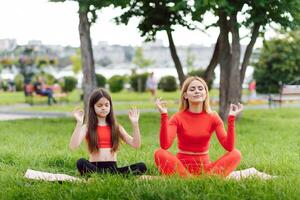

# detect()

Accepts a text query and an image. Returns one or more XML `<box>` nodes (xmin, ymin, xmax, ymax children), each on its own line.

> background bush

<box><xmin>108</xmin><ymin>75</ymin><xmax>124</xmax><ymax>93</ymax></box>
<box><xmin>129</xmin><ymin>73</ymin><xmax>148</xmax><ymax>92</ymax></box>
<box><xmin>96</xmin><ymin>74</ymin><xmax>106</xmax><ymax>87</ymax></box>
<box><xmin>61</xmin><ymin>76</ymin><xmax>78</xmax><ymax>93</ymax></box>
<box><xmin>14</xmin><ymin>74</ymin><xmax>24</xmax><ymax>91</ymax></box>
<box><xmin>158</xmin><ymin>75</ymin><xmax>177</xmax><ymax>92</ymax></box>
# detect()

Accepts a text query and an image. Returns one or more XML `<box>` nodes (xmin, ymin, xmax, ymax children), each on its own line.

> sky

<box><xmin>0</xmin><ymin>0</ymin><xmax>278</xmax><ymax>47</ymax></box>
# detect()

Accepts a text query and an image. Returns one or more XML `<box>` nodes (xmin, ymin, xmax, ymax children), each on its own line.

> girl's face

<box><xmin>184</xmin><ymin>80</ymin><xmax>207</xmax><ymax>103</ymax></box>
<box><xmin>94</xmin><ymin>97</ymin><xmax>111</xmax><ymax>118</ymax></box>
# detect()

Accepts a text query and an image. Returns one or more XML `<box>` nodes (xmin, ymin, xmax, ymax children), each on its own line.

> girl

<box><xmin>154</xmin><ymin>76</ymin><xmax>243</xmax><ymax>177</ymax></box>
<box><xmin>69</xmin><ymin>88</ymin><xmax>147</xmax><ymax>176</ymax></box>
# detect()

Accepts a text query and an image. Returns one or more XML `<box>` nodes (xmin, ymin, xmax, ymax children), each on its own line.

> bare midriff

<box><xmin>88</xmin><ymin>148</ymin><xmax>117</xmax><ymax>162</ymax></box>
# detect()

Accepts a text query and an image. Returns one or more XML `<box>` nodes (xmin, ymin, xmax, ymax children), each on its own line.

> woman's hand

<box><xmin>156</xmin><ymin>98</ymin><xmax>168</xmax><ymax>114</ymax></box>
<box><xmin>128</xmin><ymin>107</ymin><xmax>140</xmax><ymax>124</ymax></box>
<box><xmin>228</xmin><ymin>103</ymin><xmax>244</xmax><ymax>117</ymax></box>
<box><xmin>73</xmin><ymin>107</ymin><xmax>84</xmax><ymax>124</ymax></box>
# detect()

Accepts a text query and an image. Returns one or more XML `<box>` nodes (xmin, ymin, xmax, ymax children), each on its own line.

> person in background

<box><xmin>33</xmin><ymin>76</ymin><xmax>57</xmax><ymax>105</ymax></box>
<box><xmin>146</xmin><ymin>72</ymin><xmax>158</xmax><ymax>101</ymax></box>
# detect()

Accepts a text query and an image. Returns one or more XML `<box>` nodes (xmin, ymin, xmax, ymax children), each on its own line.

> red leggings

<box><xmin>154</xmin><ymin>149</ymin><xmax>241</xmax><ymax>177</ymax></box>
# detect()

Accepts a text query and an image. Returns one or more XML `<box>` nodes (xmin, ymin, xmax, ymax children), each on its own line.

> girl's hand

<box><xmin>156</xmin><ymin>98</ymin><xmax>168</xmax><ymax>114</ymax></box>
<box><xmin>128</xmin><ymin>107</ymin><xmax>140</xmax><ymax>124</ymax></box>
<box><xmin>228</xmin><ymin>103</ymin><xmax>243</xmax><ymax>117</ymax></box>
<box><xmin>73</xmin><ymin>107</ymin><xmax>84</xmax><ymax>124</ymax></box>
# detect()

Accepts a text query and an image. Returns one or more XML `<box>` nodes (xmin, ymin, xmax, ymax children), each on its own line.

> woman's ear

<box><xmin>183</xmin><ymin>92</ymin><xmax>187</xmax><ymax>99</ymax></box>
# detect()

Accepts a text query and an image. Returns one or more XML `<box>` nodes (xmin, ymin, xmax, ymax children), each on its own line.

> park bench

<box><xmin>268</xmin><ymin>84</ymin><xmax>300</xmax><ymax>107</ymax></box>
<box><xmin>24</xmin><ymin>84</ymin><xmax>68</xmax><ymax>105</ymax></box>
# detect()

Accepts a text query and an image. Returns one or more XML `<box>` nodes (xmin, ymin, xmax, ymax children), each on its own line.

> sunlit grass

<box><xmin>0</xmin><ymin>108</ymin><xmax>299</xmax><ymax>199</ymax></box>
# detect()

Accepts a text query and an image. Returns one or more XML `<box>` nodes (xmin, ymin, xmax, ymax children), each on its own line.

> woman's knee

<box><xmin>230</xmin><ymin>149</ymin><xmax>242</xmax><ymax>161</ymax></box>
<box><xmin>154</xmin><ymin>148</ymin><xmax>171</xmax><ymax>161</ymax></box>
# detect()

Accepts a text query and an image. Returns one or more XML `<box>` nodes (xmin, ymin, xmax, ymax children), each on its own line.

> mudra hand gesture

<box><xmin>73</xmin><ymin>107</ymin><xmax>84</xmax><ymax>124</ymax></box>
<box><xmin>228</xmin><ymin>103</ymin><xmax>244</xmax><ymax>117</ymax></box>
<box><xmin>128</xmin><ymin>107</ymin><xmax>140</xmax><ymax>124</ymax></box>
<box><xmin>156</xmin><ymin>98</ymin><xmax>168</xmax><ymax>114</ymax></box>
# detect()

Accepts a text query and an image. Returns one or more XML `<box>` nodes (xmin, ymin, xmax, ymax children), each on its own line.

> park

<box><xmin>0</xmin><ymin>0</ymin><xmax>299</xmax><ymax>199</ymax></box>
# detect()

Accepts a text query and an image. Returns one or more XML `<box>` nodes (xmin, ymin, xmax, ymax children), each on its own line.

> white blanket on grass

<box><xmin>24</xmin><ymin>168</ymin><xmax>277</xmax><ymax>182</ymax></box>
<box><xmin>24</xmin><ymin>169</ymin><xmax>81</xmax><ymax>182</ymax></box>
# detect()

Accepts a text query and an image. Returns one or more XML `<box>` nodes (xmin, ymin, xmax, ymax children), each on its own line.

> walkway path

<box><xmin>1</xmin><ymin>102</ymin><xmax>300</xmax><ymax>121</ymax></box>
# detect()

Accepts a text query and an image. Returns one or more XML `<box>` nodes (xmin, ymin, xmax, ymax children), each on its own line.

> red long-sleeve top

<box><xmin>160</xmin><ymin>110</ymin><xmax>235</xmax><ymax>152</ymax></box>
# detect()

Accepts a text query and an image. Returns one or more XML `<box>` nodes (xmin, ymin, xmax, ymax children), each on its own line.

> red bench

<box><xmin>24</xmin><ymin>84</ymin><xmax>68</xmax><ymax>105</ymax></box>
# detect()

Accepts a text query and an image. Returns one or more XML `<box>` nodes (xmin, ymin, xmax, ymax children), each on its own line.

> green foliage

<box><xmin>158</xmin><ymin>75</ymin><xmax>177</xmax><ymax>92</ymax></box>
<box><xmin>0</xmin><ymin>109</ymin><xmax>300</xmax><ymax>199</ymax></box>
<box><xmin>96</xmin><ymin>74</ymin><xmax>107</xmax><ymax>87</ymax></box>
<box><xmin>14</xmin><ymin>74</ymin><xmax>24</xmax><ymax>91</ymax></box>
<box><xmin>61</xmin><ymin>76</ymin><xmax>78</xmax><ymax>93</ymax></box>
<box><xmin>32</xmin><ymin>73</ymin><xmax>56</xmax><ymax>85</ymax></box>
<box><xmin>254</xmin><ymin>31</ymin><xmax>300</xmax><ymax>93</ymax></box>
<box><xmin>70</xmin><ymin>49</ymin><xmax>82</xmax><ymax>74</ymax></box>
<box><xmin>118</xmin><ymin>0</ymin><xmax>193</xmax><ymax>41</ymax></box>
<box><xmin>108</xmin><ymin>75</ymin><xmax>124</xmax><ymax>93</ymax></box>
<box><xmin>133</xmin><ymin>47</ymin><xmax>154</xmax><ymax>68</ymax></box>
<box><xmin>186</xmin><ymin>47</ymin><xmax>196</xmax><ymax>71</ymax></box>
<box><xmin>188</xmin><ymin>69</ymin><xmax>215</xmax><ymax>90</ymax></box>
<box><xmin>129</xmin><ymin>73</ymin><xmax>148</xmax><ymax>92</ymax></box>
<box><xmin>1</xmin><ymin>80</ymin><xmax>8</xmax><ymax>91</ymax></box>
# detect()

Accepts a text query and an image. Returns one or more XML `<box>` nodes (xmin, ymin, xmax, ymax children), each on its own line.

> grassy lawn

<box><xmin>0</xmin><ymin>88</ymin><xmax>249</xmax><ymax>113</ymax></box>
<box><xmin>0</xmin><ymin>108</ymin><xmax>299</xmax><ymax>199</ymax></box>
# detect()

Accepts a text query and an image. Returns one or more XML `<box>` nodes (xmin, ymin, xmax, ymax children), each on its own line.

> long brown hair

<box><xmin>86</xmin><ymin>88</ymin><xmax>121</xmax><ymax>153</ymax></box>
<box><xmin>179</xmin><ymin>76</ymin><xmax>212</xmax><ymax>113</ymax></box>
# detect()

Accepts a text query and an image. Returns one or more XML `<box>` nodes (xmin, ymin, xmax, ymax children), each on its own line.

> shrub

<box><xmin>32</xmin><ymin>73</ymin><xmax>56</xmax><ymax>85</ymax></box>
<box><xmin>14</xmin><ymin>74</ymin><xmax>24</xmax><ymax>91</ymax></box>
<box><xmin>61</xmin><ymin>76</ymin><xmax>78</xmax><ymax>93</ymax></box>
<box><xmin>130</xmin><ymin>73</ymin><xmax>148</xmax><ymax>92</ymax></box>
<box><xmin>108</xmin><ymin>75</ymin><xmax>124</xmax><ymax>93</ymax></box>
<box><xmin>96</xmin><ymin>74</ymin><xmax>106</xmax><ymax>87</ymax></box>
<box><xmin>158</xmin><ymin>75</ymin><xmax>177</xmax><ymax>92</ymax></box>
<box><xmin>188</xmin><ymin>69</ymin><xmax>214</xmax><ymax>90</ymax></box>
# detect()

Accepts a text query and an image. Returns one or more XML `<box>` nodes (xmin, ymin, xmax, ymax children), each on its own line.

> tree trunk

<box><xmin>204</xmin><ymin>34</ymin><xmax>220</xmax><ymax>85</ymax></box>
<box><xmin>78</xmin><ymin>8</ymin><xmax>97</xmax><ymax>113</ymax></box>
<box><xmin>218</xmin><ymin>12</ymin><xmax>231</xmax><ymax>121</ymax></box>
<box><xmin>227</xmin><ymin>13</ymin><xmax>241</xmax><ymax>110</ymax></box>
<box><xmin>166</xmin><ymin>29</ymin><xmax>185</xmax><ymax>86</ymax></box>
<box><xmin>239</xmin><ymin>23</ymin><xmax>260</xmax><ymax>99</ymax></box>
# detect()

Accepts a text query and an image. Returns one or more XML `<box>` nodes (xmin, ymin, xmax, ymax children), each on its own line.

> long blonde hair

<box><xmin>179</xmin><ymin>76</ymin><xmax>212</xmax><ymax>113</ymax></box>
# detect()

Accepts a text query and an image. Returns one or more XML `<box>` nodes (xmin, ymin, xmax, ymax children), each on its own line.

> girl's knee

<box><xmin>76</xmin><ymin>158</ymin><xmax>88</xmax><ymax>170</ymax></box>
<box><xmin>136</xmin><ymin>162</ymin><xmax>147</xmax><ymax>174</ymax></box>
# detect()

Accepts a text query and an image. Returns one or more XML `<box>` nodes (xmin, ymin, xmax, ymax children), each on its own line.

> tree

<box><xmin>51</xmin><ymin>0</ymin><xmax>128</xmax><ymax>112</ymax></box>
<box><xmin>133</xmin><ymin>47</ymin><xmax>154</xmax><ymax>69</ymax></box>
<box><xmin>186</xmin><ymin>47</ymin><xmax>196</xmax><ymax>73</ymax></box>
<box><xmin>193</xmin><ymin>0</ymin><xmax>300</xmax><ymax>120</ymax></box>
<box><xmin>132</xmin><ymin>47</ymin><xmax>154</xmax><ymax>92</ymax></box>
<box><xmin>69</xmin><ymin>48</ymin><xmax>82</xmax><ymax>74</ymax></box>
<box><xmin>118</xmin><ymin>0</ymin><xmax>193</xmax><ymax>86</ymax></box>
<box><xmin>254</xmin><ymin>30</ymin><xmax>300</xmax><ymax>93</ymax></box>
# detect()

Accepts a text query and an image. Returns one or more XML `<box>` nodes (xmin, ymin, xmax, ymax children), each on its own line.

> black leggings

<box><xmin>76</xmin><ymin>158</ymin><xmax>147</xmax><ymax>176</ymax></box>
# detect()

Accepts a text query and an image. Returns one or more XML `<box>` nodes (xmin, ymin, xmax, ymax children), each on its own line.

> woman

<box><xmin>154</xmin><ymin>76</ymin><xmax>242</xmax><ymax>177</ymax></box>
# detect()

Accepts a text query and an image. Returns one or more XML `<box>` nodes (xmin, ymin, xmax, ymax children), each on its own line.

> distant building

<box><xmin>0</xmin><ymin>39</ymin><xmax>17</xmax><ymax>52</ymax></box>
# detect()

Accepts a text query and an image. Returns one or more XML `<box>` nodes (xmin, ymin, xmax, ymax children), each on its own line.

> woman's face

<box><xmin>94</xmin><ymin>97</ymin><xmax>111</xmax><ymax>118</ymax></box>
<box><xmin>184</xmin><ymin>80</ymin><xmax>207</xmax><ymax>103</ymax></box>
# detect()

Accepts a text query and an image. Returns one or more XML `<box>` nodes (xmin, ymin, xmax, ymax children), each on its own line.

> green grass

<box><xmin>0</xmin><ymin>108</ymin><xmax>299</xmax><ymax>199</ymax></box>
